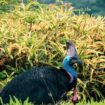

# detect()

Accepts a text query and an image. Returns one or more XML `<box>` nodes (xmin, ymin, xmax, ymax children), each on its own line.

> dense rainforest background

<box><xmin>0</xmin><ymin>0</ymin><xmax>105</xmax><ymax>105</ymax></box>
<box><xmin>36</xmin><ymin>0</ymin><xmax>105</xmax><ymax>15</ymax></box>
<box><xmin>1</xmin><ymin>0</ymin><xmax>105</xmax><ymax>15</ymax></box>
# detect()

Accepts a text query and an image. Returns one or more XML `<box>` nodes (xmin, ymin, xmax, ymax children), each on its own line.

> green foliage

<box><xmin>0</xmin><ymin>1</ymin><xmax>105</xmax><ymax>103</ymax></box>
<box><xmin>0</xmin><ymin>97</ymin><xmax>33</xmax><ymax>105</ymax></box>
<box><xmin>1</xmin><ymin>0</ymin><xmax>105</xmax><ymax>15</ymax></box>
<box><xmin>0</xmin><ymin>97</ymin><xmax>105</xmax><ymax>105</ymax></box>
<box><xmin>59</xmin><ymin>99</ymin><xmax>105</xmax><ymax>105</ymax></box>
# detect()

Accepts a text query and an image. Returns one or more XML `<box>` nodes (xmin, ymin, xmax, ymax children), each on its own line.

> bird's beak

<box><xmin>66</xmin><ymin>40</ymin><xmax>83</xmax><ymax>69</ymax></box>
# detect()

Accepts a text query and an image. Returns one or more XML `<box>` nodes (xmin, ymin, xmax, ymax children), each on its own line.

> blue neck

<box><xmin>62</xmin><ymin>56</ymin><xmax>77</xmax><ymax>78</ymax></box>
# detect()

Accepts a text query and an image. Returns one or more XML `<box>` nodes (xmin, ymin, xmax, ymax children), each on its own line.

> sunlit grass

<box><xmin>0</xmin><ymin>97</ymin><xmax>105</xmax><ymax>105</ymax></box>
<box><xmin>0</xmin><ymin>1</ymin><xmax>105</xmax><ymax>103</ymax></box>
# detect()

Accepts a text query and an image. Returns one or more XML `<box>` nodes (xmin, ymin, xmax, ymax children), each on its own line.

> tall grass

<box><xmin>0</xmin><ymin>1</ymin><xmax>105</xmax><ymax>102</ymax></box>
<box><xmin>0</xmin><ymin>97</ymin><xmax>105</xmax><ymax>105</ymax></box>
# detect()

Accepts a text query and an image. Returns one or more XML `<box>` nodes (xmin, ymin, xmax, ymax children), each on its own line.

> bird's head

<box><xmin>63</xmin><ymin>40</ymin><xmax>83</xmax><ymax>70</ymax></box>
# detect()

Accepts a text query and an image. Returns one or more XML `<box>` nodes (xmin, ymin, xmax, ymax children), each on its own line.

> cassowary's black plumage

<box><xmin>0</xmin><ymin>66</ymin><xmax>76</xmax><ymax>105</ymax></box>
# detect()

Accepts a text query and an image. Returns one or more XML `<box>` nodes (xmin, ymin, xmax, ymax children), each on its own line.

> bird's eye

<box><xmin>65</xmin><ymin>58</ymin><xmax>68</xmax><ymax>61</ymax></box>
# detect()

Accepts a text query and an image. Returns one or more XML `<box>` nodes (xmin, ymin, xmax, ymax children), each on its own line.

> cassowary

<box><xmin>0</xmin><ymin>40</ymin><xmax>82</xmax><ymax>105</ymax></box>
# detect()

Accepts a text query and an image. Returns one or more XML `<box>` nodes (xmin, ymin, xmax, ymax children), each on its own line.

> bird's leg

<box><xmin>71</xmin><ymin>87</ymin><xmax>78</xmax><ymax>105</ymax></box>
